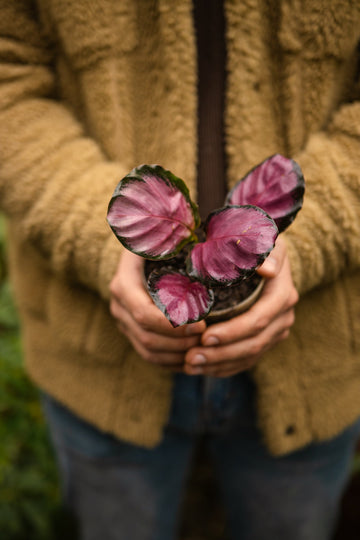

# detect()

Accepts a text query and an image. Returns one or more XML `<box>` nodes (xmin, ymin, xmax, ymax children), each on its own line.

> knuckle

<box><xmin>289</xmin><ymin>288</ymin><xmax>299</xmax><ymax>307</ymax></box>
<box><xmin>252</xmin><ymin>314</ymin><xmax>269</xmax><ymax>335</ymax></box>
<box><xmin>133</xmin><ymin>308</ymin><xmax>148</xmax><ymax>328</ymax></box>
<box><xmin>141</xmin><ymin>349</ymin><xmax>156</xmax><ymax>363</ymax></box>
<box><xmin>109</xmin><ymin>275</ymin><xmax>116</xmax><ymax>292</ymax></box>
<box><xmin>109</xmin><ymin>300</ymin><xmax>117</xmax><ymax>318</ymax></box>
<box><xmin>283</xmin><ymin>329</ymin><xmax>291</xmax><ymax>339</ymax></box>
<box><xmin>279</xmin><ymin>329</ymin><xmax>291</xmax><ymax>342</ymax></box>
<box><xmin>140</xmin><ymin>333</ymin><xmax>157</xmax><ymax>350</ymax></box>
<box><xmin>287</xmin><ymin>309</ymin><xmax>296</xmax><ymax>327</ymax></box>
<box><xmin>248</xmin><ymin>340</ymin><xmax>263</xmax><ymax>358</ymax></box>
<box><xmin>281</xmin><ymin>308</ymin><xmax>296</xmax><ymax>331</ymax></box>
<box><xmin>109</xmin><ymin>277</ymin><xmax>121</xmax><ymax>298</ymax></box>
<box><xmin>109</xmin><ymin>300</ymin><xmax>123</xmax><ymax>321</ymax></box>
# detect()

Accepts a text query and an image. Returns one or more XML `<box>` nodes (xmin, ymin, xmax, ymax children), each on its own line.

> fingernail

<box><xmin>204</xmin><ymin>336</ymin><xmax>219</xmax><ymax>346</ymax></box>
<box><xmin>192</xmin><ymin>354</ymin><xmax>207</xmax><ymax>365</ymax></box>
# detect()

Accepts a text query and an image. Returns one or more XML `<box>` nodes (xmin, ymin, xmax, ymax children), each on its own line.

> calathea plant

<box><xmin>107</xmin><ymin>154</ymin><xmax>305</xmax><ymax>327</ymax></box>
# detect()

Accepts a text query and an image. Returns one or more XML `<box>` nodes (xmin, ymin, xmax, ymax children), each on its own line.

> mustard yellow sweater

<box><xmin>1</xmin><ymin>0</ymin><xmax>360</xmax><ymax>456</ymax></box>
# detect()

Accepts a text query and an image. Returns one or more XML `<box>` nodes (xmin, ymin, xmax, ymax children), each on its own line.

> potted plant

<box><xmin>107</xmin><ymin>154</ymin><xmax>305</xmax><ymax>327</ymax></box>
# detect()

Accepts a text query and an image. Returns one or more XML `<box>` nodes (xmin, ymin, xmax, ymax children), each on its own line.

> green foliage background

<box><xmin>0</xmin><ymin>214</ymin><xmax>77</xmax><ymax>540</ymax></box>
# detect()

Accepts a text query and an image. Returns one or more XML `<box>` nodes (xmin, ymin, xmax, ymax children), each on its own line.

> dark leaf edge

<box><xmin>147</xmin><ymin>268</ymin><xmax>215</xmax><ymax>327</ymax></box>
<box><xmin>225</xmin><ymin>154</ymin><xmax>305</xmax><ymax>233</ymax></box>
<box><xmin>107</xmin><ymin>164</ymin><xmax>201</xmax><ymax>260</ymax></box>
<box><xmin>108</xmin><ymin>164</ymin><xmax>201</xmax><ymax>227</ymax></box>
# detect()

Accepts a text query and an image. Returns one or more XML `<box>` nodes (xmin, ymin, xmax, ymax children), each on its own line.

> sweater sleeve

<box><xmin>0</xmin><ymin>1</ymin><xmax>126</xmax><ymax>300</ymax></box>
<box><xmin>284</xmin><ymin>99</ymin><xmax>360</xmax><ymax>296</ymax></box>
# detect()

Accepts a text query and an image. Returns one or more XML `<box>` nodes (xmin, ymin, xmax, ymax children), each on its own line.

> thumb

<box><xmin>257</xmin><ymin>237</ymin><xmax>286</xmax><ymax>278</ymax></box>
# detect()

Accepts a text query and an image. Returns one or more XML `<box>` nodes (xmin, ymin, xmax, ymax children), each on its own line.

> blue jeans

<box><xmin>42</xmin><ymin>373</ymin><xmax>360</xmax><ymax>540</ymax></box>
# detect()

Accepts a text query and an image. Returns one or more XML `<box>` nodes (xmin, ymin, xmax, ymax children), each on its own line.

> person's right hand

<box><xmin>109</xmin><ymin>250</ymin><xmax>206</xmax><ymax>371</ymax></box>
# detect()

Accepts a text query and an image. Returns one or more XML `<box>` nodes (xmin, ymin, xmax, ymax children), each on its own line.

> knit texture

<box><xmin>1</xmin><ymin>0</ymin><xmax>360</xmax><ymax>454</ymax></box>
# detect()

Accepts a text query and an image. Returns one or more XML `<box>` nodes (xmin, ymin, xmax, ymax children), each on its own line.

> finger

<box><xmin>200</xmin><ymin>294</ymin><xmax>291</xmax><ymax>348</ymax></box>
<box><xmin>128</xmin><ymin>298</ymin><xmax>206</xmax><ymax>337</ymax></box>
<box><xmin>184</xmin><ymin>357</ymin><xmax>256</xmax><ymax>377</ymax></box>
<box><xmin>188</xmin><ymin>327</ymin><xmax>290</xmax><ymax>377</ymax></box>
<box><xmin>126</xmin><ymin>334</ymin><xmax>188</xmax><ymax>366</ymax></box>
<box><xmin>186</xmin><ymin>308</ymin><xmax>295</xmax><ymax>368</ymax></box>
<box><xmin>201</xmin><ymin>265</ymin><xmax>297</xmax><ymax>348</ymax></box>
<box><xmin>112</xmin><ymin>298</ymin><xmax>203</xmax><ymax>354</ymax></box>
<box><xmin>111</xmin><ymin>294</ymin><xmax>205</xmax><ymax>346</ymax></box>
<box><xmin>119</xmin><ymin>307</ymin><xmax>203</xmax><ymax>352</ymax></box>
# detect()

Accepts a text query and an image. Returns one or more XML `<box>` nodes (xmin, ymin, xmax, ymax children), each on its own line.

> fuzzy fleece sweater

<box><xmin>1</xmin><ymin>0</ymin><xmax>360</xmax><ymax>456</ymax></box>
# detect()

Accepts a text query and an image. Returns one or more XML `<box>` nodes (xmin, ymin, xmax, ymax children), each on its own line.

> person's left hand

<box><xmin>184</xmin><ymin>237</ymin><xmax>299</xmax><ymax>377</ymax></box>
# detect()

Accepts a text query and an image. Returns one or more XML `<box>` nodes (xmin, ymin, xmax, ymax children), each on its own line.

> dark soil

<box><xmin>210</xmin><ymin>273</ymin><xmax>261</xmax><ymax>311</ymax></box>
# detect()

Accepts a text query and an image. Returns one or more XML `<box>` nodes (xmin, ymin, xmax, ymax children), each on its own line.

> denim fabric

<box><xmin>42</xmin><ymin>373</ymin><xmax>360</xmax><ymax>540</ymax></box>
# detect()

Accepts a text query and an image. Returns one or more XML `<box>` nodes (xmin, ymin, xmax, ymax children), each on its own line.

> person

<box><xmin>1</xmin><ymin>1</ymin><xmax>360</xmax><ymax>539</ymax></box>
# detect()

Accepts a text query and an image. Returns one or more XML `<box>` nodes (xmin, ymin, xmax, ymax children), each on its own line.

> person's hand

<box><xmin>109</xmin><ymin>250</ymin><xmax>206</xmax><ymax>371</ymax></box>
<box><xmin>184</xmin><ymin>237</ymin><xmax>298</xmax><ymax>377</ymax></box>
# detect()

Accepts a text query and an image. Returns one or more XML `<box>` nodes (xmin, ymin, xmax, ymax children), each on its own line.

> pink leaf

<box><xmin>226</xmin><ymin>154</ymin><xmax>305</xmax><ymax>232</ymax></box>
<box><xmin>187</xmin><ymin>206</ymin><xmax>278</xmax><ymax>285</ymax></box>
<box><xmin>148</xmin><ymin>269</ymin><xmax>214</xmax><ymax>327</ymax></box>
<box><xmin>107</xmin><ymin>165</ymin><xmax>200</xmax><ymax>259</ymax></box>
